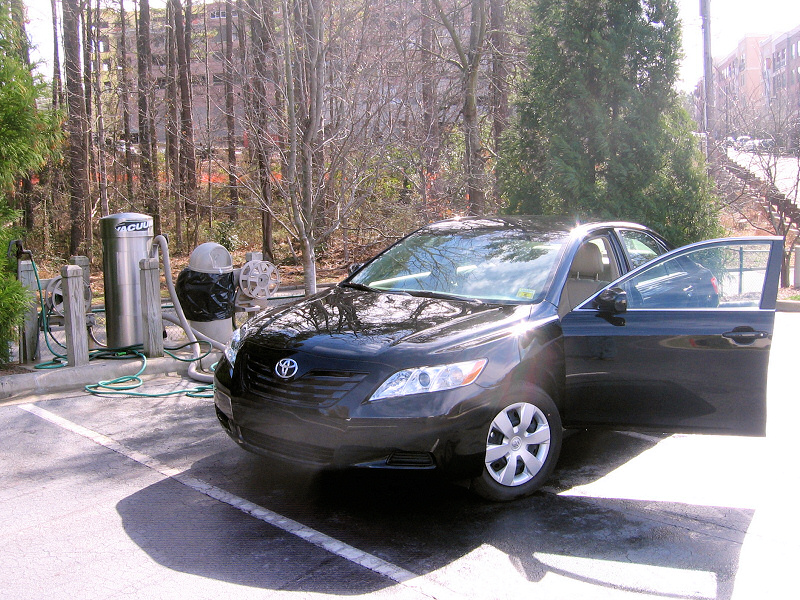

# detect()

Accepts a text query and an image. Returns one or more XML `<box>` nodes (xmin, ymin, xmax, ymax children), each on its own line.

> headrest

<box><xmin>571</xmin><ymin>243</ymin><xmax>603</xmax><ymax>278</ymax></box>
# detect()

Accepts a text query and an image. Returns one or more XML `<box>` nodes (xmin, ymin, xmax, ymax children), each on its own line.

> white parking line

<box><xmin>19</xmin><ymin>403</ymin><xmax>460</xmax><ymax>600</ymax></box>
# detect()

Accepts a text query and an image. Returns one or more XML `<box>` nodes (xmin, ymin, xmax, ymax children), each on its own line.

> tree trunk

<box><xmin>137</xmin><ymin>0</ymin><xmax>160</xmax><ymax>232</ymax></box>
<box><xmin>489</xmin><ymin>0</ymin><xmax>508</xmax><ymax>208</ymax></box>
<box><xmin>432</xmin><ymin>0</ymin><xmax>488</xmax><ymax>216</ymax></box>
<box><xmin>93</xmin><ymin>0</ymin><xmax>109</xmax><ymax>217</ymax></box>
<box><xmin>172</xmin><ymin>0</ymin><xmax>198</xmax><ymax>243</ymax></box>
<box><xmin>420</xmin><ymin>0</ymin><xmax>440</xmax><ymax>209</ymax></box>
<box><xmin>63</xmin><ymin>0</ymin><xmax>89</xmax><ymax>255</ymax></box>
<box><xmin>202</xmin><ymin>4</ymin><xmax>213</xmax><ymax>220</ymax></box>
<box><xmin>50</xmin><ymin>0</ymin><xmax>63</xmax><ymax>110</ymax></box>
<box><xmin>249</xmin><ymin>0</ymin><xmax>275</xmax><ymax>261</ymax></box>
<box><xmin>82</xmin><ymin>2</ymin><xmax>95</xmax><ymax>248</ymax></box>
<box><xmin>166</xmin><ymin>0</ymin><xmax>182</xmax><ymax>250</ymax></box>
<box><xmin>118</xmin><ymin>0</ymin><xmax>135</xmax><ymax>204</ymax></box>
<box><xmin>225</xmin><ymin>0</ymin><xmax>239</xmax><ymax>218</ymax></box>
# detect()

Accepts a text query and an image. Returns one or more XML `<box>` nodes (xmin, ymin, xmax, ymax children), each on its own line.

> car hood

<box><xmin>243</xmin><ymin>286</ymin><xmax>535</xmax><ymax>360</ymax></box>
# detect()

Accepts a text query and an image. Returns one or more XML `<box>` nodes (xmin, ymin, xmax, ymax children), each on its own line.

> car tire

<box><xmin>471</xmin><ymin>387</ymin><xmax>562</xmax><ymax>502</ymax></box>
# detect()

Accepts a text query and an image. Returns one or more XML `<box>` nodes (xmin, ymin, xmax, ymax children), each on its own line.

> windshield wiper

<box><xmin>339</xmin><ymin>281</ymin><xmax>378</xmax><ymax>292</ymax></box>
<box><xmin>404</xmin><ymin>289</ymin><xmax>484</xmax><ymax>304</ymax></box>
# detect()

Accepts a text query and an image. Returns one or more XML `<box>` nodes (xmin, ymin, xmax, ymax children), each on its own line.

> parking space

<box><xmin>2</xmin><ymin>314</ymin><xmax>799</xmax><ymax>599</ymax></box>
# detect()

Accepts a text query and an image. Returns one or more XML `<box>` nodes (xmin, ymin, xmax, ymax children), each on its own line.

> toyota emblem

<box><xmin>275</xmin><ymin>358</ymin><xmax>299</xmax><ymax>380</ymax></box>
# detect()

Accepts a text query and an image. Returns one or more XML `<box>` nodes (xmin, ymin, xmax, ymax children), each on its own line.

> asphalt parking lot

<box><xmin>2</xmin><ymin>313</ymin><xmax>799</xmax><ymax>600</ymax></box>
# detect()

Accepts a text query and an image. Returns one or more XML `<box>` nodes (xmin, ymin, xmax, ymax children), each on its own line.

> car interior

<box><xmin>558</xmin><ymin>238</ymin><xmax>618</xmax><ymax>317</ymax></box>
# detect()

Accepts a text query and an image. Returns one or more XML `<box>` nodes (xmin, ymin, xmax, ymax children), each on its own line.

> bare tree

<box><xmin>488</xmin><ymin>0</ymin><xmax>508</xmax><ymax>207</ymax></box>
<box><xmin>165</xmin><ymin>0</ymin><xmax>182</xmax><ymax>248</ymax></box>
<box><xmin>243</xmin><ymin>0</ymin><xmax>277</xmax><ymax>260</ymax></box>
<box><xmin>225</xmin><ymin>0</ymin><xmax>239</xmax><ymax>218</ymax></box>
<box><xmin>420</xmin><ymin>0</ymin><xmax>441</xmax><ymax>207</ymax></box>
<box><xmin>171</xmin><ymin>0</ymin><xmax>198</xmax><ymax>243</ymax></box>
<box><xmin>92</xmin><ymin>0</ymin><xmax>110</xmax><ymax>216</ymax></box>
<box><xmin>63</xmin><ymin>0</ymin><xmax>89</xmax><ymax>255</ymax></box>
<box><xmin>432</xmin><ymin>0</ymin><xmax>488</xmax><ymax>216</ymax></box>
<box><xmin>82</xmin><ymin>0</ymin><xmax>95</xmax><ymax>248</ymax></box>
<box><xmin>118</xmin><ymin>0</ymin><xmax>135</xmax><ymax>204</ymax></box>
<box><xmin>137</xmin><ymin>0</ymin><xmax>161</xmax><ymax>232</ymax></box>
<box><xmin>50</xmin><ymin>0</ymin><xmax>64</xmax><ymax>110</ymax></box>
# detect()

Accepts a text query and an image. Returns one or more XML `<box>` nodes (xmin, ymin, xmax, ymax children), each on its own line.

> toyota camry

<box><xmin>214</xmin><ymin>217</ymin><xmax>781</xmax><ymax>500</ymax></box>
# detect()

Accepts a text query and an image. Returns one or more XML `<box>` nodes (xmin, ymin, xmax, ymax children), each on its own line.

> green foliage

<box><xmin>212</xmin><ymin>218</ymin><xmax>243</xmax><ymax>252</ymax></box>
<box><xmin>501</xmin><ymin>0</ymin><xmax>720</xmax><ymax>245</ymax></box>
<box><xmin>0</xmin><ymin>272</ymin><xmax>30</xmax><ymax>364</ymax></box>
<box><xmin>0</xmin><ymin>7</ymin><xmax>59</xmax><ymax>364</ymax></box>
<box><xmin>0</xmin><ymin>226</ymin><xmax>32</xmax><ymax>364</ymax></box>
<box><xmin>0</xmin><ymin>12</ymin><xmax>61</xmax><ymax>196</ymax></box>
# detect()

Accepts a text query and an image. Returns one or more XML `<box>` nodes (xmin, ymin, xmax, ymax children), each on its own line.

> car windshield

<box><xmin>348</xmin><ymin>222</ymin><xmax>567</xmax><ymax>303</ymax></box>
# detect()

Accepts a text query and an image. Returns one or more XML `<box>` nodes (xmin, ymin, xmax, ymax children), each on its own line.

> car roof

<box><xmin>418</xmin><ymin>216</ymin><xmax>656</xmax><ymax>240</ymax></box>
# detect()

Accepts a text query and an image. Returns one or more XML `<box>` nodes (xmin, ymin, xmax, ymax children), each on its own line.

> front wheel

<box><xmin>471</xmin><ymin>389</ymin><xmax>562</xmax><ymax>501</ymax></box>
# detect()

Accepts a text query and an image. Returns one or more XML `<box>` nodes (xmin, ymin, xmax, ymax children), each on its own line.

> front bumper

<box><xmin>214</xmin><ymin>375</ymin><xmax>501</xmax><ymax>477</ymax></box>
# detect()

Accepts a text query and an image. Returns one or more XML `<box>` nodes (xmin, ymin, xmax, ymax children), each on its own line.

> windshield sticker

<box><xmin>516</xmin><ymin>288</ymin><xmax>536</xmax><ymax>299</ymax></box>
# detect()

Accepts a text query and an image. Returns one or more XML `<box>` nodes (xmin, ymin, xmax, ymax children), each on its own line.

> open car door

<box><xmin>560</xmin><ymin>237</ymin><xmax>783</xmax><ymax>436</ymax></box>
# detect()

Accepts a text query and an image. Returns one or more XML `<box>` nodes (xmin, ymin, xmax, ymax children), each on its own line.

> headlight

<box><xmin>369</xmin><ymin>359</ymin><xmax>487</xmax><ymax>401</ymax></box>
<box><xmin>224</xmin><ymin>322</ymin><xmax>250</xmax><ymax>367</ymax></box>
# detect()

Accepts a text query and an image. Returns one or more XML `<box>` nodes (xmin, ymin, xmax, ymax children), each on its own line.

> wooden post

<box><xmin>69</xmin><ymin>255</ymin><xmax>91</xmax><ymax>288</ymax></box>
<box><xmin>61</xmin><ymin>265</ymin><xmax>89</xmax><ymax>366</ymax></box>
<box><xmin>139</xmin><ymin>257</ymin><xmax>164</xmax><ymax>357</ymax></box>
<box><xmin>68</xmin><ymin>255</ymin><xmax>92</xmax><ymax>348</ymax></box>
<box><xmin>17</xmin><ymin>260</ymin><xmax>40</xmax><ymax>364</ymax></box>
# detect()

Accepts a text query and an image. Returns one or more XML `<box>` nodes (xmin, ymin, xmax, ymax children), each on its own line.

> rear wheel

<box><xmin>471</xmin><ymin>388</ymin><xmax>562</xmax><ymax>501</ymax></box>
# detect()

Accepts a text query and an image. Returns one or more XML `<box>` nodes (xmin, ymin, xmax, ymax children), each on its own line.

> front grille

<box><xmin>386</xmin><ymin>451</ymin><xmax>436</xmax><ymax>468</ymax></box>
<box><xmin>240</xmin><ymin>427</ymin><xmax>335</xmax><ymax>464</ymax></box>
<box><xmin>241</xmin><ymin>349</ymin><xmax>368</xmax><ymax>407</ymax></box>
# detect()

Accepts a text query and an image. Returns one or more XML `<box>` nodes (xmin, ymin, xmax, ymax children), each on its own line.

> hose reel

<box><xmin>238</xmin><ymin>260</ymin><xmax>281</xmax><ymax>300</ymax></box>
<box><xmin>44</xmin><ymin>276</ymin><xmax>93</xmax><ymax>317</ymax></box>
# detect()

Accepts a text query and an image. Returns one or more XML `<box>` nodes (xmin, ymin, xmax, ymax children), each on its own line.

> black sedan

<box><xmin>214</xmin><ymin>217</ymin><xmax>782</xmax><ymax>501</ymax></box>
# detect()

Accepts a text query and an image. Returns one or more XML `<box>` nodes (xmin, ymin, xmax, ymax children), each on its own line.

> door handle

<box><xmin>722</xmin><ymin>328</ymin><xmax>769</xmax><ymax>345</ymax></box>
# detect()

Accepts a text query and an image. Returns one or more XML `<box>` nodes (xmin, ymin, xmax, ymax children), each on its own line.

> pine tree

<box><xmin>502</xmin><ymin>0</ymin><xmax>719</xmax><ymax>245</ymax></box>
<box><xmin>0</xmin><ymin>4</ymin><xmax>61</xmax><ymax>363</ymax></box>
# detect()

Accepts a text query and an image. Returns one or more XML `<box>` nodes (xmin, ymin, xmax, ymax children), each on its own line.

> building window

<box><xmin>210</xmin><ymin>9</ymin><xmax>237</xmax><ymax>19</ymax></box>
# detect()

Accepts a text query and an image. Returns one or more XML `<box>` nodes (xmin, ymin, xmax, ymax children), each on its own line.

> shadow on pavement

<box><xmin>115</xmin><ymin>430</ymin><xmax>750</xmax><ymax>599</ymax></box>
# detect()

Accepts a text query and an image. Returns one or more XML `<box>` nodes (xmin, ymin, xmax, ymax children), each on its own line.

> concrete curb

<box><xmin>777</xmin><ymin>299</ymin><xmax>800</xmax><ymax>312</ymax></box>
<box><xmin>0</xmin><ymin>355</ymin><xmax>197</xmax><ymax>403</ymax></box>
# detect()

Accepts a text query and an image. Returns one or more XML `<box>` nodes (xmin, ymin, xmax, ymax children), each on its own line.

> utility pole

<box><xmin>701</xmin><ymin>0</ymin><xmax>715</xmax><ymax>142</ymax></box>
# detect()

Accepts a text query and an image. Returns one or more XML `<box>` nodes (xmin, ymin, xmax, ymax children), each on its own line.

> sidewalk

<box><xmin>0</xmin><ymin>353</ymin><xmax>209</xmax><ymax>404</ymax></box>
<box><xmin>731</xmin><ymin>310</ymin><xmax>800</xmax><ymax>598</ymax></box>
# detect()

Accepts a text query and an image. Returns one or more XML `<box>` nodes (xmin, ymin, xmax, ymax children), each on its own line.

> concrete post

<box><xmin>61</xmin><ymin>265</ymin><xmax>89</xmax><ymax>366</ymax></box>
<box><xmin>794</xmin><ymin>247</ymin><xmax>800</xmax><ymax>288</ymax></box>
<box><xmin>139</xmin><ymin>258</ymin><xmax>164</xmax><ymax>358</ymax></box>
<box><xmin>17</xmin><ymin>260</ymin><xmax>40</xmax><ymax>363</ymax></box>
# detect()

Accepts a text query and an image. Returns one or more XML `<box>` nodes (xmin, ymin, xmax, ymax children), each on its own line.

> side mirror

<box><xmin>594</xmin><ymin>287</ymin><xmax>627</xmax><ymax>314</ymax></box>
<box><xmin>348</xmin><ymin>262</ymin><xmax>364</xmax><ymax>275</ymax></box>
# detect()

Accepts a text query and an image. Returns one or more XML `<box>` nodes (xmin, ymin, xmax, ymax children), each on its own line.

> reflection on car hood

<box><xmin>244</xmin><ymin>286</ymin><xmax>533</xmax><ymax>359</ymax></box>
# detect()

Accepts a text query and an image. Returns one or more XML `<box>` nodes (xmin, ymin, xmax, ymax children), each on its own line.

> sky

<box><xmin>19</xmin><ymin>0</ymin><xmax>800</xmax><ymax>93</ymax></box>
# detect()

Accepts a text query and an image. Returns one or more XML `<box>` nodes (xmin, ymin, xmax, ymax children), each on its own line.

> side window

<box><xmin>619</xmin><ymin>241</ymin><xmax>772</xmax><ymax>309</ymax></box>
<box><xmin>618</xmin><ymin>230</ymin><xmax>666</xmax><ymax>268</ymax></box>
